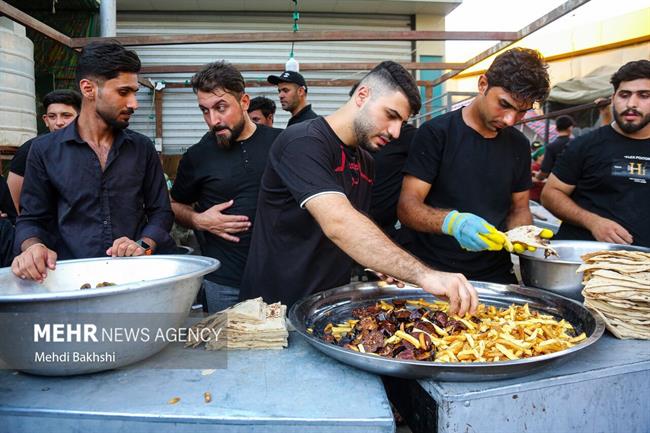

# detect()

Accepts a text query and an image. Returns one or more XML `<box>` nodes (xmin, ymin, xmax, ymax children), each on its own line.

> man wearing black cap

<box><xmin>267</xmin><ymin>71</ymin><xmax>318</xmax><ymax>126</ymax></box>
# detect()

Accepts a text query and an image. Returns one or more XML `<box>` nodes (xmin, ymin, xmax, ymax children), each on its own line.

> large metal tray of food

<box><xmin>289</xmin><ymin>281</ymin><xmax>605</xmax><ymax>380</ymax></box>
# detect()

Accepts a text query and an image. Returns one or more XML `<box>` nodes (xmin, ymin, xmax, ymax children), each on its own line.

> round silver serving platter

<box><xmin>289</xmin><ymin>281</ymin><xmax>605</xmax><ymax>381</ymax></box>
<box><xmin>0</xmin><ymin>255</ymin><xmax>219</xmax><ymax>376</ymax></box>
<box><xmin>518</xmin><ymin>240</ymin><xmax>650</xmax><ymax>301</ymax></box>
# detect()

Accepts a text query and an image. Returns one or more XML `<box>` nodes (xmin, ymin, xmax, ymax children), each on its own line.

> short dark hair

<box><xmin>248</xmin><ymin>96</ymin><xmax>276</xmax><ymax>117</ymax></box>
<box><xmin>43</xmin><ymin>89</ymin><xmax>82</xmax><ymax>112</ymax></box>
<box><xmin>191</xmin><ymin>61</ymin><xmax>245</xmax><ymax>96</ymax></box>
<box><xmin>485</xmin><ymin>48</ymin><xmax>550</xmax><ymax>105</ymax></box>
<box><xmin>75</xmin><ymin>42</ymin><xmax>141</xmax><ymax>85</ymax></box>
<box><xmin>349</xmin><ymin>82</ymin><xmax>360</xmax><ymax>97</ymax></box>
<box><xmin>362</xmin><ymin>61</ymin><xmax>421</xmax><ymax>115</ymax></box>
<box><xmin>555</xmin><ymin>115</ymin><xmax>574</xmax><ymax>131</ymax></box>
<box><xmin>610</xmin><ymin>59</ymin><xmax>650</xmax><ymax>92</ymax></box>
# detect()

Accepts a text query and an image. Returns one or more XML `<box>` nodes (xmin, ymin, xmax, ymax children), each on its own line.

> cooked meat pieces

<box><xmin>361</xmin><ymin>330</ymin><xmax>385</xmax><ymax>352</ymax></box>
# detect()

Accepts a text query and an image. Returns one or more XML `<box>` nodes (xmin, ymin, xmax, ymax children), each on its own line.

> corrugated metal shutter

<box><xmin>117</xmin><ymin>12</ymin><xmax>412</xmax><ymax>154</ymax></box>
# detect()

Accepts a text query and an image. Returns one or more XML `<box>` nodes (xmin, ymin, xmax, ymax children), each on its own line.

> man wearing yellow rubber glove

<box><xmin>397</xmin><ymin>48</ymin><xmax>551</xmax><ymax>284</ymax></box>
<box><xmin>442</xmin><ymin>210</ymin><xmax>506</xmax><ymax>252</ymax></box>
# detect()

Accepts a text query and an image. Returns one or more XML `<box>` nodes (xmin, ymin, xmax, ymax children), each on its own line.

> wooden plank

<box><xmin>429</xmin><ymin>0</ymin><xmax>592</xmax><ymax>87</ymax></box>
<box><xmin>154</xmin><ymin>89</ymin><xmax>163</xmax><ymax>139</ymax></box>
<box><xmin>0</xmin><ymin>0</ymin><xmax>72</xmax><ymax>47</ymax></box>
<box><xmin>162</xmin><ymin>155</ymin><xmax>182</xmax><ymax>180</ymax></box>
<box><xmin>162</xmin><ymin>79</ymin><xmax>440</xmax><ymax>88</ymax></box>
<box><xmin>70</xmin><ymin>30</ymin><xmax>519</xmax><ymax>48</ymax></box>
<box><xmin>140</xmin><ymin>62</ymin><xmax>465</xmax><ymax>74</ymax></box>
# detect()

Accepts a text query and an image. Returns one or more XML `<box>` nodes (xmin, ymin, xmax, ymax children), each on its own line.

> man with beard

<box><xmin>397</xmin><ymin>48</ymin><xmax>550</xmax><ymax>284</ymax></box>
<box><xmin>170</xmin><ymin>62</ymin><xmax>281</xmax><ymax>312</ymax></box>
<box><xmin>542</xmin><ymin>60</ymin><xmax>650</xmax><ymax>246</ymax></box>
<box><xmin>241</xmin><ymin>61</ymin><xmax>478</xmax><ymax>316</ymax></box>
<box><xmin>12</xmin><ymin>42</ymin><xmax>174</xmax><ymax>282</ymax></box>
<box><xmin>267</xmin><ymin>71</ymin><xmax>318</xmax><ymax>126</ymax></box>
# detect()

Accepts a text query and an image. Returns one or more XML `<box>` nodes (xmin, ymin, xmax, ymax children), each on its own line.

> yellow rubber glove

<box><xmin>477</xmin><ymin>226</ymin><xmax>508</xmax><ymax>251</ymax></box>
<box><xmin>508</xmin><ymin>228</ymin><xmax>555</xmax><ymax>253</ymax></box>
<box><xmin>442</xmin><ymin>211</ymin><xmax>505</xmax><ymax>252</ymax></box>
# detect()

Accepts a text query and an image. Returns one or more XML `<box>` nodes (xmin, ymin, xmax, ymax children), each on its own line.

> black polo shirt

<box><xmin>553</xmin><ymin>125</ymin><xmax>650</xmax><ymax>246</ymax></box>
<box><xmin>9</xmin><ymin>136</ymin><xmax>35</xmax><ymax>177</ymax></box>
<box><xmin>15</xmin><ymin>120</ymin><xmax>174</xmax><ymax>259</ymax></box>
<box><xmin>370</xmin><ymin>123</ymin><xmax>417</xmax><ymax>233</ymax></box>
<box><xmin>171</xmin><ymin>125</ymin><xmax>281</xmax><ymax>287</ymax></box>
<box><xmin>241</xmin><ymin>117</ymin><xmax>374</xmax><ymax>307</ymax></box>
<box><xmin>287</xmin><ymin>104</ymin><xmax>318</xmax><ymax>127</ymax></box>
<box><xmin>0</xmin><ymin>175</ymin><xmax>17</xmax><ymax>224</ymax></box>
<box><xmin>402</xmin><ymin>108</ymin><xmax>532</xmax><ymax>282</ymax></box>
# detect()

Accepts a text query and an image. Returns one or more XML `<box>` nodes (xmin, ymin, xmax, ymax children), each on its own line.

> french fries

<box><xmin>323</xmin><ymin>299</ymin><xmax>587</xmax><ymax>363</ymax></box>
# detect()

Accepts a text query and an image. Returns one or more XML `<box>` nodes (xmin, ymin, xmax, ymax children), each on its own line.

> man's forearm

<box><xmin>397</xmin><ymin>196</ymin><xmax>449</xmax><ymax>234</ymax></box>
<box><xmin>171</xmin><ymin>201</ymin><xmax>199</xmax><ymax>229</ymax></box>
<box><xmin>312</xmin><ymin>198</ymin><xmax>432</xmax><ymax>286</ymax></box>
<box><xmin>541</xmin><ymin>187</ymin><xmax>598</xmax><ymax>230</ymax></box>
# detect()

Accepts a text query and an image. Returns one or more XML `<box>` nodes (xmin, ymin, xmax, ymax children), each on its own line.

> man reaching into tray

<box><xmin>240</xmin><ymin>61</ymin><xmax>478</xmax><ymax>316</ymax></box>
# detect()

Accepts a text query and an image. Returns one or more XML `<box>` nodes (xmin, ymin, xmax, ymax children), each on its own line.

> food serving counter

<box><xmin>2</xmin><ymin>330</ymin><xmax>648</xmax><ymax>433</ymax></box>
<box><xmin>0</xmin><ymin>333</ymin><xmax>394</xmax><ymax>433</ymax></box>
<box><xmin>384</xmin><ymin>334</ymin><xmax>650</xmax><ymax>433</ymax></box>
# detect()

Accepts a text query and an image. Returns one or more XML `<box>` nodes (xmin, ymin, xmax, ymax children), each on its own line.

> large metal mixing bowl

<box><xmin>518</xmin><ymin>240</ymin><xmax>650</xmax><ymax>300</ymax></box>
<box><xmin>0</xmin><ymin>255</ymin><xmax>219</xmax><ymax>376</ymax></box>
<box><xmin>289</xmin><ymin>281</ymin><xmax>604</xmax><ymax>381</ymax></box>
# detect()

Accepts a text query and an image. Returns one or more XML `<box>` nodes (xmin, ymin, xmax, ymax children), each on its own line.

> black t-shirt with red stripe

<box><xmin>241</xmin><ymin>117</ymin><xmax>374</xmax><ymax>306</ymax></box>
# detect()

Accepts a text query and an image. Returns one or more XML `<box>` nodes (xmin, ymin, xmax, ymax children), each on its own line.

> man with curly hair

<box><xmin>241</xmin><ymin>61</ymin><xmax>478</xmax><ymax>316</ymax></box>
<box><xmin>398</xmin><ymin>48</ymin><xmax>551</xmax><ymax>284</ymax></box>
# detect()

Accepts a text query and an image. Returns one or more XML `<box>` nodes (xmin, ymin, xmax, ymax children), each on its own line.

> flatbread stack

<box><xmin>186</xmin><ymin>297</ymin><xmax>289</xmax><ymax>350</ymax></box>
<box><xmin>579</xmin><ymin>250</ymin><xmax>650</xmax><ymax>339</ymax></box>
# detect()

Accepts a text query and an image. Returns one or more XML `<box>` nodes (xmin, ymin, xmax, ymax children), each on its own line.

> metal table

<box><xmin>0</xmin><ymin>333</ymin><xmax>394</xmax><ymax>433</ymax></box>
<box><xmin>384</xmin><ymin>334</ymin><xmax>650</xmax><ymax>433</ymax></box>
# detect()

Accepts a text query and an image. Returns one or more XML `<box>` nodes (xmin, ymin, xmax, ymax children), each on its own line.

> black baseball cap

<box><xmin>267</xmin><ymin>71</ymin><xmax>307</xmax><ymax>90</ymax></box>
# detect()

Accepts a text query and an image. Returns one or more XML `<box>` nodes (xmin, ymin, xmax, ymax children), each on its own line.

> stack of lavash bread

<box><xmin>187</xmin><ymin>297</ymin><xmax>289</xmax><ymax>350</ymax></box>
<box><xmin>579</xmin><ymin>250</ymin><xmax>650</xmax><ymax>339</ymax></box>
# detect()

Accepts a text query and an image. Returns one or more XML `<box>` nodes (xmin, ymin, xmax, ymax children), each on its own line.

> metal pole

<box><xmin>99</xmin><ymin>0</ymin><xmax>116</xmax><ymax>37</ymax></box>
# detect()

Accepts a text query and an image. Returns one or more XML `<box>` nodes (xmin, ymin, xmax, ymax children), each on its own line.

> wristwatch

<box><xmin>135</xmin><ymin>239</ymin><xmax>154</xmax><ymax>255</ymax></box>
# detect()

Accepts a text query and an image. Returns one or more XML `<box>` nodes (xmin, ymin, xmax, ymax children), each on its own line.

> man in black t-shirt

<box><xmin>536</xmin><ymin>115</ymin><xmax>574</xmax><ymax>181</ymax></box>
<box><xmin>170</xmin><ymin>62</ymin><xmax>282</xmax><ymax>312</ymax></box>
<box><xmin>267</xmin><ymin>71</ymin><xmax>318</xmax><ymax>126</ymax></box>
<box><xmin>542</xmin><ymin>60</ymin><xmax>650</xmax><ymax>246</ymax></box>
<box><xmin>241</xmin><ymin>61</ymin><xmax>478</xmax><ymax>315</ymax></box>
<box><xmin>8</xmin><ymin>89</ymin><xmax>81</xmax><ymax>213</ymax></box>
<box><xmin>398</xmin><ymin>48</ymin><xmax>551</xmax><ymax>284</ymax></box>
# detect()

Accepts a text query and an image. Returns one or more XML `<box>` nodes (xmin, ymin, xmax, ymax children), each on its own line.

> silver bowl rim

<box><xmin>516</xmin><ymin>240</ymin><xmax>650</xmax><ymax>265</ymax></box>
<box><xmin>0</xmin><ymin>255</ymin><xmax>219</xmax><ymax>303</ymax></box>
<box><xmin>289</xmin><ymin>281</ymin><xmax>606</xmax><ymax>370</ymax></box>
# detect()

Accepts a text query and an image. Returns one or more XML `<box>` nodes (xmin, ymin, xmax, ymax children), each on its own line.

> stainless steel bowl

<box><xmin>0</xmin><ymin>255</ymin><xmax>219</xmax><ymax>376</ymax></box>
<box><xmin>289</xmin><ymin>281</ymin><xmax>604</xmax><ymax>381</ymax></box>
<box><xmin>518</xmin><ymin>240</ymin><xmax>650</xmax><ymax>300</ymax></box>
